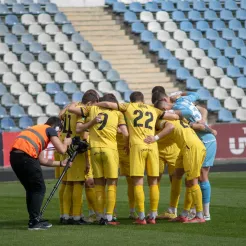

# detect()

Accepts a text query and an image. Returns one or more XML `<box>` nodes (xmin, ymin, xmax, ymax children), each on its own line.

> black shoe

<box><xmin>28</xmin><ymin>219</ymin><xmax>52</xmax><ymax>231</ymax></box>
<box><xmin>72</xmin><ymin>218</ymin><xmax>89</xmax><ymax>225</ymax></box>
<box><xmin>61</xmin><ymin>218</ymin><xmax>73</xmax><ymax>225</ymax></box>
<box><xmin>98</xmin><ymin>218</ymin><xmax>108</xmax><ymax>225</ymax></box>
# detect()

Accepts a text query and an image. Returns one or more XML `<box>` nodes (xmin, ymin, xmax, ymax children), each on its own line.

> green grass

<box><xmin>1</xmin><ymin>172</ymin><xmax>246</xmax><ymax>246</ymax></box>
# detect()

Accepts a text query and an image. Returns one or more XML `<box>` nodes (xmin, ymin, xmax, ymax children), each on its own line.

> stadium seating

<box><xmin>112</xmin><ymin>0</ymin><xmax>246</xmax><ymax>122</ymax></box>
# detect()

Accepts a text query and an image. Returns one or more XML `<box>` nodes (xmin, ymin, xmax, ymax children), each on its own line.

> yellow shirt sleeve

<box><xmin>80</xmin><ymin>106</ymin><xmax>91</xmax><ymax>118</ymax></box>
<box><xmin>118</xmin><ymin>112</ymin><xmax>126</xmax><ymax>125</ymax></box>
<box><xmin>118</xmin><ymin>103</ymin><xmax>129</xmax><ymax>112</ymax></box>
<box><xmin>155</xmin><ymin>108</ymin><xmax>165</xmax><ymax>119</ymax></box>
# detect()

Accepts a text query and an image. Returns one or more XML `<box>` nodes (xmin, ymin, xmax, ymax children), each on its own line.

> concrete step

<box><xmin>109</xmin><ymin>59</ymin><xmax>151</xmax><ymax>64</ymax></box>
<box><xmin>93</xmin><ymin>45</ymin><xmax>137</xmax><ymax>51</ymax></box>
<box><xmin>78</xmin><ymin>30</ymin><xmax>125</xmax><ymax>36</ymax></box>
<box><xmin>116</xmin><ymin>67</ymin><xmax>160</xmax><ymax>73</ymax></box>
<box><xmin>76</xmin><ymin>25</ymin><xmax>121</xmax><ymax>31</ymax></box>
<box><xmin>100</xmin><ymin>49</ymin><xmax>143</xmax><ymax>55</ymax></box>
<box><xmin>128</xmin><ymin>82</ymin><xmax>174</xmax><ymax>89</ymax></box>
<box><xmin>121</xmin><ymin>73</ymin><xmax>168</xmax><ymax>79</ymax></box>
<box><xmin>87</xmin><ymin>36</ymin><xmax>130</xmax><ymax>41</ymax></box>
<box><xmin>66</xmin><ymin>15</ymin><xmax>112</xmax><ymax>21</ymax></box>
<box><xmin>124</xmin><ymin>77</ymin><xmax>170</xmax><ymax>83</ymax></box>
<box><xmin>60</xmin><ymin>7</ymin><xmax>104</xmax><ymax>12</ymax></box>
<box><xmin>72</xmin><ymin>20</ymin><xmax>116</xmax><ymax>26</ymax></box>
<box><xmin>112</xmin><ymin>63</ymin><xmax>157</xmax><ymax>69</ymax></box>
<box><xmin>90</xmin><ymin>39</ymin><xmax>134</xmax><ymax>46</ymax></box>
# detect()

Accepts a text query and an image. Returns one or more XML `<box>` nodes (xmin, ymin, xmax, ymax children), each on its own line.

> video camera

<box><xmin>67</xmin><ymin>136</ymin><xmax>90</xmax><ymax>157</ymax></box>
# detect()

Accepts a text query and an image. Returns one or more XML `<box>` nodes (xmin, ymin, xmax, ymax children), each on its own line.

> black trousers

<box><xmin>10</xmin><ymin>151</ymin><xmax>46</xmax><ymax>221</ymax></box>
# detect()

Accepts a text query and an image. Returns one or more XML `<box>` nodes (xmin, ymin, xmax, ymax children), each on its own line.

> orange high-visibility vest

<box><xmin>12</xmin><ymin>125</ymin><xmax>51</xmax><ymax>158</ymax></box>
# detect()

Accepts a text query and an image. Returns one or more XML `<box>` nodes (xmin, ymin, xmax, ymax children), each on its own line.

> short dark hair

<box><xmin>154</xmin><ymin>100</ymin><xmax>162</xmax><ymax>109</ymax></box>
<box><xmin>45</xmin><ymin>117</ymin><xmax>62</xmax><ymax>129</ymax></box>
<box><xmin>151</xmin><ymin>91</ymin><xmax>166</xmax><ymax>105</ymax></box>
<box><xmin>130</xmin><ymin>91</ymin><xmax>144</xmax><ymax>103</ymax></box>
<box><xmin>152</xmin><ymin>86</ymin><xmax>166</xmax><ymax>94</ymax></box>
<box><xmin>82</xmin><ymin>92</ymin><xmax>99</xmax><ymax>104</ymax></box>
<box><xmin>98</xmin><ymin>97</ymin><xmax>104</xmax><ymax>102</ymax></box>
<box><xmin>102</xmin><ymin>93</ymin><xmax>118</xmax><ymax>103</ymax></box>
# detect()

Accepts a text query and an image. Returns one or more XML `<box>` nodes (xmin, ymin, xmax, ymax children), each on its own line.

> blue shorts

<box><xmin>202</xmin><ymin>141</ymin><xmax>217</xmax><ymax>167</ymax></box>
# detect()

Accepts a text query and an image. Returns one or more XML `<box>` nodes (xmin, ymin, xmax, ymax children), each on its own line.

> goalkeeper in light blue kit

<box><xmin>159</xmin><ymin>91</ymin><xmax>217</xmax><ymax>221</ymax></box>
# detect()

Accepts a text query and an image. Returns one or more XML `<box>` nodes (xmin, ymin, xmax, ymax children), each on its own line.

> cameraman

<box><xmin>10</xmin><ymin>117</ymin><xmax>72</xmax><ymax>230</ymax></box>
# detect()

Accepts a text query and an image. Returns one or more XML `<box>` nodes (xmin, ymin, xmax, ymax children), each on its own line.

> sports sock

<box><xmin>106</xmin><ymin>185</ymin><xmax>117</xmax><ymax>220</ymax></box>
<box><xmin>170</xmin><ymin>177</ymin><xmax>182</xmax><ymax>209</ymax></box>
<box><xmin>199</xmin><ymin>181</ymin><xmax>211</xmax><ymax>216</ymax></box>
<box><xmin>183</xmin><ymin>187</ymin><xmax>193</xmax><ymax>211</ymax></box>
<box><xmin>72</xmin><ymin>182</ymin><xmax>83</xmax><ymax>220</ymax></box>
<box><xmin>149</xmin><ymin>184</ymin><xmax>159</xmax><ymax>218</ymax></box>
<box><xmin>63</xmin><ymin>182</ymin><xmax>73</xmax><ymax>219</ymax></box>
<box><xmin>190</xmin><ymin>184</ymin><xmax>203</xmax><ymax>217</ymax></box>
<box><xmin>126</xmin><ymin>177</ymin><xmax>135</xmax><ymax>211</ymax></box>
<box><xmin>85</xmin><ymin>187</ymin><xmax>97</xmax><ymax>213</ymax></box>
<box><xmin>95</xmin><ymin>185</ymin><xmax>105</xmax><ymax>217</ymax></box>
<box><xmin>134</xmin><ymin>185</ymin><xmax>145</xmax><ymax>219</ymax></box>
<box><xmin>59</xmin><ymin>182</ymin><xmax>66</xmax><ymax>218</ymax></box>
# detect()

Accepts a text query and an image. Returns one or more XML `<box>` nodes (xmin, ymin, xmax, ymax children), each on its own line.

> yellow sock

<box><xmin>63</xmin><ymin>182</ymin><xmax>73</xmax><ymax>218</ymax></box>
<box><xmin>190</xmin><ymin>184</ymin><xmax>203</xmax><ymax>212</ymax></box>
<box><xmin>85</xmin><ymin>187</ymin><xmax>97</xmax><ymax>212</ymax></box>
<box><xmin>134</xmin><ymin>185</ymin><xmax>145</xmax><ymax>213</ymax></box>
<box><xmin>126</xmin><ymin>177</ymin><xmax>135</xmax><ymax>210</ymax></box>
<box><xmin>95</xmin><ymin>185</ymin><xmax>105</xmax><ymax>215</ymax></box>
<box><xmin>106</xmin><ymin>185</ymin><xmax>117</xmax><ymax>215</ymax></box>
<box><xmin>170</xmin><ymin>177</ymin><xmax>182</xmax><ymax>208</ymax></box>
<box><xmin>184</xmin><ymin>187</ymin><xmax>193</xmax><ymax>211</ymax></box>
<box><xmin>72</xmin><ymin>182</ymin><xmax>83</xmax><ymax>219</ymax></box>
<box><xmin>59</xmin><ymin>182</ymin><xmax>66</xmax><ymax>217</ymax></box>
<box><xmin>149</xmin><ymin>184</ymin><xmax>159</xmax><ymax>213</ymax></box>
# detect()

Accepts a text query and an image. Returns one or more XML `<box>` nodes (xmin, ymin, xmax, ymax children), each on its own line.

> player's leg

<box><xmin>63</xmin><ymin>181</ymin><xmax>73</xmax><ymax>223</ymax></box>
<box><xmin>85</xmin><ymin>177</ymin><xmax>97</xmax><ymax>221</ymax></box>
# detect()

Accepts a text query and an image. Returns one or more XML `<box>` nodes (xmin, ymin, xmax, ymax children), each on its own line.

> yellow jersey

<box><xmin>118</xmin><ymin>103</ymin><xmax>164</xmax><ymax>146</ymax></box>
<box><xmin>157</xmin><ymin>120</ymin><xmax>202</xmax><ymax>149</ymax></box>
<box><xmin>81</xmin><ymin>106</ymin><xmax>126</xmax><ymax>150</ymax></box>
<box><xmin>116</xmin><ymin>132</ymin><xmax>126</xmax><ymax>150</ymax></box>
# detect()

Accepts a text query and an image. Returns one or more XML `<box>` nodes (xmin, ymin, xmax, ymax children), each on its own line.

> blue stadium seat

<box><xmin>62</xmin><ymin>24</ymin><xmax>75</xmax><ymax>35</ymax></box>
<box><xmin>225</xmin><ymin>47</ymin><xmax>238</xmax><ymax>58</ymax></box>
<box><xmin>98</xmin><ymin>60</ymin><xmax>112</xmax><ymax>73</ymax></box>
<box><xmin>29</xmin><ymin>42</ymin><xmax>43</xmax><ymax>54</ymax></box>
<box><xmin>176</xmin><ymin>67</ymin><xmax>191</xmax><ymax>81</ymax></box>
<box><xmin>0</xmin><ymin>84</ymin><xmax>7</xmax><ymax>96</ymax></box>
<box><xmin>229</xmin><ymin>19</ymin><xmax>242</xmax><ymax>31</ymax></box>
<box><xmin>227</xmin><ymin>66</ymin><xmax>242</xmax><ymax>78</ymax></box>
<box><xmin>198</xmin><ymin>38</ymin><xmax>212</xmax><ymax>51</ymax></box>
<box><xmin>167</xmin><ymin>57</ymin><xmax>181</xmax><ymax>71</ymax></box>
<box><xmin>161</xmin><ymin>1</ymin><xmax>175</xmax><ymax>12</ymax></box>
<box><xmin>63</xmin><ymin>83</ymin><xmax>77</xmax><ymax>94</ymax></box>
<box><xmin>172</xmin><ymin>11</ymin><xmax>187</xmax><ymax>22</ymax></box>
<box><xmin>207</xmin><ymin>98</ymin><xmax>222</xmax><ymax>112</ymax></box>
<box><xmin>19</xmin><ymin>116</ymin><xmax>34</xmax><ymax>129</ymax></box>
<box><xmin>241</xmin><ymin>47</ymin><xmax>246</xmax><ymax>57</ymax></box>
<box><xmin>29</xmin><ymin>4</ymin><xmax>43</xmax><ymax>14</ymax></box>
<box><xmin>208</xmin><ymin>47</ymin><xmax>221</xmax><ymax>59</ymax></box>
<box><xmin>189</xmin><ymin>29</ymin><xmax>202</xmax><ymax>41</ymax></box>
<box><xmin>234</xmin><ymin>55</ymin><xmax>246</xmax><ymax>69</ymax></box>
<box><xmin>0</xmin><ymin>106</ymin><xmax>8</xmax><ymax>118</ymax></box>
<box><xmin>20</xmin><ymin>0</ymin><xmax>34</xmax><ymax>4</ymax></box>
<box><xmin>37</xmin><ymin>0</ymin><xmax>50</xmax><ymax>3</ymax></box>
<box><xmin>140</xmin><ymin>30</ymin><xmax>154</xmax><ymax>43</ymax></box>
<box><xmin>237</xmin><ymin>77</ymin><xmax>246</xmax><ymax>89</ymax></box>
<box><xmin>129</xmin><ymin>2</ymin><xmax>143</xmax><ymax>13</ymax></box>
<box><xmin>0</xmin><ymin>24</ymin><xmax>9</xmax><ymax>35</ymax></box>
<box><xmin>217</xmin><ymin>56</ymin><xmax>231</xmax><ymax>69</ymax></box>
<box><xmin>21</xmin><ymin>33</ymin><xmax>35</xmax><ymax>45</ymax></box>
<box><xmin>222</xmin><ymin>28</ymin><xmax>236</xmax><ymax>41</ymax></box>
<box><xmin>220</xmin><ymin>9</ymin><xmax>234</xmax><ymax>21</ymax></box>
<box><xmin>124</xmin><ymin>11</ymin><xmax>138</xmax><ymax>24</ymax></box>
<box><xmin>12</xmin><ymin>4</ymin><xmax>27</xmax><ymax>15</ymax></box>
<box><xmin>4</xmin><ymin>33</ymin><xmax>18</xmax><ymax>45</ymax></box>
<box><xmin>131</xmin><ymin>22</ymin><xmax>145</xmax><ymax>34</ymax></box>
<box><xmin>72</xmin><ymin>91</ymin><xmax>84</xmax><ymax>102</ymax></box>
<box><xmin>0</xmin><ymin>117</ymin><xmax>17</xmax><ymax>131</ymax></box>
<box><xmin>196</xmin><ymin>20</ymin><xmax>209</xmax><ymax>32</ymax></box>
<box><xmin>158</xmin><ymin>48</ymin><xmax>173</xmax><ymax>62</ymax></box>
<box><xmin>12</xmin><ymin>24</ymin><xmax>26</xmax><ymax>36</ymax></box>
<box><xmin>106</xmin><ymin>69</ymin><xmax>120</xmax><ymax>82</ymax></box>
<box><xmin>113</xmin><ymin>2</ymin><xmax>127</xmax><ymax>13</ymax></box>
<box><xmin>225</xmin><ymin>0</ymin><xmax>238</xmax><ymax>11</ymax></box>
<box><xmin>186</xmin><ymin>77</ymin><xmax>201</xmax><ymax>90</ymax></box>
<box><xmin>218</xmin><ymin>108</ymin><xmax>234</xmax><ymax>122</ymax></box>
<box><xmin>54</xmin><ymin>91</ymin><xmax>70</xmax><ymax>106</ymax></box>
<box><xmin>241</xmin><ymin>0</ymin><xmax>246</xmax><ymax>10</ymax></box>
<box><xmin>206</xmin><ymin>29</ymin><xmax>219</xmax><ymax>41</ymax></box>
<box><xmin>4</xmin><ymin>0</ymin><xmax>17</xmax><ymax>5</ymax></box>
<box><xmin>38</xmin><ymin>51</ymin><xmax>52</xmax><ymax>64</ymax></box>
<box><xmin>12</xmin><ymin>42</ymin><xmax>26</xmax><ymax>54</ymax></box>
<box><xmin>80</xmin><ymin>41</ymin><xmax>93</xmax><ymax>54</ymax></box>
<box><xmin>193</xmin><ymin>1</ymin><xmax>207</xmax><ymax>11</ymax></box>
<box><xmin>149</xmin><ymin>40</ymin><xmax>163</xmax><ymax>52</ymax></box>
<box><xmin>5</xmin><ymin>15</ymin><xmax>19</xmax><ymax>26</ymax></box>
<box><xmin>124</xmin><ymin>90</ymin><xmax>132</xmax><ymax>102</ymax></box>
<box><xmin>46</xmin><ymin>83</ymin><xmax>61</xmax><ymax>95</ymax></box>
<box><xmin>115</xmin><ymin>80</ymin><xmax>129</xmax><ymax>93</ymax></box>
<box><xmin>204</xmin><ymin>10</ymin><xmax>219</xmax><ymax>21</ymax></box>
<box><xmin>105</xmin><ymin>0</ymin><xmax>117</xmax><ymax>6</ymax></box>
<box><xmin>45</xmin><ymin>3</ymin><xmax>59</xmax><ymax>14</ymax></box>
<box><xmin>177</xmin><ymin>1</ymin><xmax>191</xmax><ymax>11</ymax></box>
<box><xmin>71</xmin><ymin>33</ymin><xmax>84</xmax><ymax>44</ymax></box>
<box><xmin>209</xmin><ymin>1</ymin><xmax>222</xmax><ymax>11</ymax></box>
<box><xmin>236</xmin><ymin>9</ymin><xmax>246</xmax><ymax>21</ymax></box>
<box><xmin>215</xmin><ymin>38</ymin><xmax>229</xmax><ymax>50</ymax></box>
<box><xmin>232</xmin><ymin>38</ymin><xmax>245</xmax><ymax>50</ymax></box>
<box><xmin>239</xmin><ymin>28</ymin><xmax>246</xmax><ymax>40</ymax></box>
<box><xmin>212</xmin><ymin>20</ymin><xmax>226</xmax><ymax>31</ymax></box>
<box><xmin>10</xmin><ymin>104</ymin><xmax>26</xmax><ymax>118</ymax></box>
<box><xmin>188</xmin><ymin>10</ymin><xmax>203</xmax><ymax>21</ymax></box>
<box><xmin>0</xmin><ymin>4</ymin><xmax>11</xmax><ymax>15</ymax></box>
<box><xmin>54</xmin><ymin>12</ymin><xmax>69</xmax><ymax>25</ymax></box>
<box><xmin>197</xmin><ymin>88</ymin><xmax>211</xmax><ymax>101</ymax></box>
<box><xmin>180</xmin><ymin>21</ymin><xmax>193</xmax><ymax>32</ymax></box>
<box><xmin>21</xmin><ymin>51</ymin><xmax>35</xmax><ymax>64</ymax></box>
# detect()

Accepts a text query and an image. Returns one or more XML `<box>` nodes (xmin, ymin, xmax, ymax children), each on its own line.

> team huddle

<box><xmin>55</xmin><ymin>86</ymin><xmax>217</xmax><ymax>225</ymax></box>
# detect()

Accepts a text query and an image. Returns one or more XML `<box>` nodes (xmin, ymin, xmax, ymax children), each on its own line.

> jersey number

<box><xmin>63</xmin><ymin>114</ymin><xmax>72</xmax><ymax>135</ymax></box>
<box><xmin>133</xmin><ymin>110</ymin><xmax>153</xmax><ymax>130</ymax></box>
<box><xmin>97</xmin><ymin>113</ymin><xmax>108</xmax><ymax>130</ymax></box>
<box><xmin>180</xmin><ymin>120</ymin><xmax>188</xmax><ymax>128</ymax></box>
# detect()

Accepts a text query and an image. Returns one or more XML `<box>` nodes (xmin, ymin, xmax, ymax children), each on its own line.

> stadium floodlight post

<box><xmin>38</xmin><ymin>150</ymin><xmax>78</xmax><ymax>220</ymax></box>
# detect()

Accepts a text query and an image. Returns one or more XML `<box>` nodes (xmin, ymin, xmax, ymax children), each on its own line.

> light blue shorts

<box><xmin>202</xmin><ymin>141</ymin><xmax>217</xmax><ymax>167</ymax></box>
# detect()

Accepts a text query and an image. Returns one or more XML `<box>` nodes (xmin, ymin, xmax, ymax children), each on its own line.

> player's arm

<box><xmin>96</xmin><ymin>102</ymin><xmax>128</xmax><ymax>112</ymax></box>
<box><xmin>68</xmin><ymin>102</ymin><xmax>82</xmax><ymax>116</ymax></box>
<box><xmin>84</xmin><ymin>151</ymin><xmax>90</xmax><ymax>174</ymax></box>
<box><xmin>59</xmin><ymin>103</ymin><xmax>72</xmax><ymax>120</ymax></box>
<box><xmin>50</xmin><ymin>136</ymin><xmax>72</xmax><ymax>154</ymax></box>
<box><xmin>144</xmin><ymin>121</ymin><xmax>175</xmax><ymax>144</ymax></box>
<box><xmin>38</xmin><ymin>151</ymin><xmax>72</xmax><ymax>167</ymax></box>
<box><xmin>119</xmin><ymin>124</ymin><xmax>129</xmax><ymax>154</ymax></box>
<box><xmin>163</xmin><ymin>111</ymin><xmax>180</xmax><ymax>120</ymax></box>
<box><xmin>196</xmin><ymin>105</ymin><xmax>208</xmax><ymax>124</ymax></box>
<box><xmin>76</xmin><ymin>114</ymin><xmax>103</xmax><ymax>133</ymax></box>
<box><xmin>189</xmin><ymin>122</ymin><xmax>217</xmax><ymax>136</ymax></box>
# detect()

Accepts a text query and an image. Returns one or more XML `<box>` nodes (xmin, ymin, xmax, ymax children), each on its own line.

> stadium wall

<box><xmin>50</xmin><ymin>0</ymin><xmax>105</xmax><ymax>7</ymax></box>
<box><xmin>0</xmin><ymin>123</ymin><xmax>246</xmax><ymax>168</ymax></box>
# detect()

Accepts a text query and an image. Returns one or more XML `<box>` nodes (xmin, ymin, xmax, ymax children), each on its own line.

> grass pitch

<box><xmin>0</xmin><ymin>172</ymin><xmax>246</xmax><ymax>246</ymax></box>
